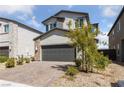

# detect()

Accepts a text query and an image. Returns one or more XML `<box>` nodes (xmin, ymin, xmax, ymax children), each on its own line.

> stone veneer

<box><xmin>34</xmin><ymin>39</ymin><xmax>41</xmax><ymax>61</ymax></box>
<box><xmin>9</xmin><ymin>22</ymin><xmax>18</xmax><ymax>58</ymax></box>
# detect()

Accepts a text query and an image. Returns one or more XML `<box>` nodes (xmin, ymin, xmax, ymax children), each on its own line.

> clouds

<box><xmin>16</xmin><ymin>14</ymin><xmax>28</xmax><ymax>21</ymax></box>
<box><xmin>0</xmin><ymin>5</ymin><xmax>41</xmax><ymax>30</ymax></box>
<box><xmin>99</xmin><ymin>5</ymin><xmax>122</xmax><ymax>17</ymax></box>
<box><xmin>27</xmin><ymin>16</ymin><xmax>41</xmax><ymax>28</ymax></box>
<box><xmin>0</xmin><ymin>5</ymin><xmax>35</xmax><ymax>15</ymax></box>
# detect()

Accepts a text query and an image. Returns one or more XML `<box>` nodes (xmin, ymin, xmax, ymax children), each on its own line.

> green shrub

<box><xmin>67</xmin><ymin>76</ymin><xmax>75</xmax><ymax>81</ymax></box>
<box><xmin>66</xmin><ymin>66</ymin><xmax>79</xmax><ymax>76</ymax></box>
<box><xmin>75</xmin><ymin>59</ymin><xmax>81</xmax><ymax>67</ymax></box>
<box><xmin>5</xmin><ymin>58</ymin><xmax>15</xmax><ymax>68</ymax></box>
<box><xmin>95</xmin><ymin>54</ymin><xmax>111</xmax><ymax>70</ymax></box>
<box><xmin>31</xmin><ymin>57</ymin><xmax>35</xmax><ymax>61</ymax></box>
<box><xmin>0</xmin><ymin>56</ymin><xmax>9</xmax><ymax>63</ymax></box>
<box><xmin>17</xmin><ymin>55</ymin><xmax>24</xmax><ymax>65</ymax></box>
<box><xmin>24</xmin><ymin>58</ymin><xmax>30</xmax><ymax>63</ymax></box>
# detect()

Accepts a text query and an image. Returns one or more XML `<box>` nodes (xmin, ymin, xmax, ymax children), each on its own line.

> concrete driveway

<box><xmin>0</xmin><ymin>61</ymin><xmax>74</xmax><ymax>87</ymax></box>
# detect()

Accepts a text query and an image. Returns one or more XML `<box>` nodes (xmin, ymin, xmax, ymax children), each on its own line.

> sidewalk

<box><xmin>0</xmin><ymin>80</ymin><xmax>32</xmax><ymax>87</ymax></box>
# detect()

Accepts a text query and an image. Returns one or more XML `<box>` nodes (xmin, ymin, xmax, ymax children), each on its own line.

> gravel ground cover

<box><xmin>50</xmin><ymin>62</ymin><xmax>124</xmax><ymax>87</ymax></box>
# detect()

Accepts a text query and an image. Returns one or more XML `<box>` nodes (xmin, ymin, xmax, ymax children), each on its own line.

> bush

<box><xmin>5</xmin><ymin>58</ymin><xmax>15</xmax><ymax>68</ymax></box>
<box><xmin>0</xmin><ymin>56</ymin><xmax>9</xmax><ymax>63</ymax></box>
<box><xmin>75</xmin><ymin>59</ymin><xmax>81</xmax><ymax>67</ymax></box>
<box><xmin>66</xmin><ymin>66</ymin><xmax>79</xmax><ymax>76</ymax></box>
<box><xmin>95</xmin><ymin>54</ymin><xmax>111</xmax><ymax>70</ymax></box>
<box><xmin>24</xmin><ymin>58</ymin><xmax>30</xmax><ymax>63</ymax></box>
<box><xmin>17</xmin><ymin>55</ymin><xmax>24</xmax><ymax>65</ymax></box>
<box><xmin>31</xmin><ymin>57</ymin><xmax>35</xmax><ymax>61</ymax></box>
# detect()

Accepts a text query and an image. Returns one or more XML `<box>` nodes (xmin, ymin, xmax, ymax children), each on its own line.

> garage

<box><xmin>0</xmin><ymin>47</ymin><xmax>9</xmax><ymax>56</ymax></box>
<box><xmin>42</xmin><ymin>45</ymin><xmax>75</xmax><ymax>62</ymax></box>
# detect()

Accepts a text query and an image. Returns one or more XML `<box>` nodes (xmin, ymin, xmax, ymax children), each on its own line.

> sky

<box><xmin>0</xmin><ymin>5</ymin><xmax>123</xmax><ymax>49</ymax></box>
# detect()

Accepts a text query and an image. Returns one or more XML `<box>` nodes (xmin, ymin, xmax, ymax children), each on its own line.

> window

<box><xmin>53</xmin><ymin>22</ymin><xmax>56</xmax><ymax>28</ymax></box>
<box><xmin>79</xmin><ymin>18</ymin><xmax>83</xmax><ymax>27</ymax></box>
<box><xmin>92</xmin><ymin>27</ymin><xmax>96</xmax><ymax>32</ymax></box>
<box><xmin>46</xmin><ymin>25</ymin><xmax>49</xmax><ymax>31</ymax></box>
<box><xmin>76</xmin><ymin>17</ymin><xmax>84</xmax><ymax>27</ymax></box>
<box><xmin>4</xmin><ymin>24</ymin><xmax>9</xmax><ymax>33</ymax></box>
<box><xmin>112</xmin><ymin>30</ymin><xmax>114</xmax><ymax>35</ymax></box>
<box><xmin>50</xmin><ymin>24</ymin><xmax>53</xmax><ymax>30</ymax></box>
<box><xmin>117</xmin><ymin>44</ymin><xmax>120</xmax><ymax>56</ymax></box>
<box><xmin>113</xmin><ymin>45</ymin><xmax>115</xmax><ymax>49</ymax></box>
<box><xmin>117</xmin><ymin>21</ymin><xmax>120</xmax><ymax>32</ymax></box>
<box><xmin>49</xmin><ymin>22</ymin><xmax>57</xmax><ymax>30</ymax></box>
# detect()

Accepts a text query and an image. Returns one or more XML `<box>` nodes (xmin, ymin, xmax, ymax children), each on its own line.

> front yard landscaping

<box><xmin>0</xmin><ymin>55</ymin><xmax>31</xmax><ymax>70</ymax></box>
<box><xmin>50</xmin><ymin>62</ymin><xmax>124</xmax><ymax>87</ymax></box>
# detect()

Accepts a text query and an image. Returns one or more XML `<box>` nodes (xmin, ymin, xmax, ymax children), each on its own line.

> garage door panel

<box><xmin>0</xmin><ymin>47</ymin><xmax>9</xmax><ymax>56</ymax></box>
<box><xmin>42</xmin><ymin>45</ymin><xmax>75</xmax><ymax>61</ymax></box>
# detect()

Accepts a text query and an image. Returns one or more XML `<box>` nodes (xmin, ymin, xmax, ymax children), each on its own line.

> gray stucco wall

<box><xmin>109</xmin><ymin>11</ymin><xmax>124</xmax><ymax>61</ymax></box>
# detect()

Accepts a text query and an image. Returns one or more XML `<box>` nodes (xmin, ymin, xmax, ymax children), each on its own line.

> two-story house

<box><xmin>0</xmin><ymin>18</ymin><xmax>42</xmax><ymax>58</ymax></box>
<box><xmin>108</xmin><ymin>7</ymin><xmax>124</xmax><ymax>62</ymax></box>
<box><xmin>34</xmin><ymin>10</ymin><xmax>98</xmax><ymax>62</ymax></box>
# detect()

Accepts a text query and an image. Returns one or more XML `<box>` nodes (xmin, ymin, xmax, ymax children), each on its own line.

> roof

<box><xmin>92</xmin><ymin>23</ymin><xmax>99</xmax><ymax>28</ymax></box>
<box><xmin>34</xmin><ymin>28</ymin><xmax>69</xmax><ymax>40</ymax></box>
<box><xmin>108</xmin><ymin>7</ymin><xmax>124</xmax><ymax>36</ymax></box>
<box><xmin>42</xmin><ymin>10</ymin><xmax>89</xmax><ymax>24</ymax></box>
<box><xmin>0</xmin><ymin>17</ymin><xmax>43</xmax><ymax>34</ymax></box>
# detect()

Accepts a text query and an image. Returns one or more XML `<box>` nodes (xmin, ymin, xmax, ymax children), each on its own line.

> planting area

<box><xmin>50</xmin><ymin>62</ymin><xmax>124</xmax><ymax>87</ymax></box>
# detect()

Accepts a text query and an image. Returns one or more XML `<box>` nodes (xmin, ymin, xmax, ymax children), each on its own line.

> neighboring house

<box><xmin>0</xmin><ymin>18</ymin><xmax>42</xmax><ymax>58</ymax></box>
<box><xmin>108</xmin><ymin>7</ymin><xmax>124</xmax><ymax>62</ymax></box>
<box><xmin>34</xmin><ymin>10</ymin><xmax>98</xmax><ymax>62</ymax></box>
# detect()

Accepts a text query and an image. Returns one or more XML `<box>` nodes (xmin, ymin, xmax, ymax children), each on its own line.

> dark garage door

<box><xmin>42</xmin><ymin>45</ymin><xmax>75</xmax><ymax>61</ymax></box>
<box><xmin>0</xmin><ymin>47</ymin><xmax>9</xmax><ymax>56</ymax></box>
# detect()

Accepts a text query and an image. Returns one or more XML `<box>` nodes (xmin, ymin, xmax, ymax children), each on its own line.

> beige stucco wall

<box><xmin>41</xmin><ymin>30</ymin><xmax>70</xmax><ymax>46</ymax></box>
<box><xmin>17</xmin><ymin>25</ymin><xmax>41</xmax><ymax>57</ymax></box>
<box><xmin>34</xmin><ymin>29</ymin><xmax>83</xmax><ymax>61</ymax></box>
<box><xmin>44</xmin><ymin>12</ymin><xmax>88</xmax><ymax>30</ymax></box>
<box><xmin>0</xmin><ymin>19</ymin><xmax>41</xmax><ymax>58</ymax></box>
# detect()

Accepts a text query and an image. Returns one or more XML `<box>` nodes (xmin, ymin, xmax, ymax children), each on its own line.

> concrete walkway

<box><xmin>0</xmin><ymin>80</ymin><xmax>31</xmax><ymax>87</ymax></box>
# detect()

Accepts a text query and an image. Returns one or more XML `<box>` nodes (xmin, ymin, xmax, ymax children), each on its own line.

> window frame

<box><xmin>4</xmin><ymin>24</ymin><xmax>9</xmax><ymax>33</ymax></box>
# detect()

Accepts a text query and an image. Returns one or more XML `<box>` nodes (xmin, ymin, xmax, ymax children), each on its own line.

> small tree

<box><xmin>67</xmin><ymin>21</ymin><xmax>111</xmax><ymax>73</ymax></box>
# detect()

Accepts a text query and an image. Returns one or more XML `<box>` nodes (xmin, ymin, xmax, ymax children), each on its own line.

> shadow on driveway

<box><xmin>112</xmin><ymin>61</ymin><xmax>124</xmax><ymax>66</ymax></box>
<box><xmin>51</xmin><ymin>64</ymin><xmax>74</xmax><ymax>72</ymax></box>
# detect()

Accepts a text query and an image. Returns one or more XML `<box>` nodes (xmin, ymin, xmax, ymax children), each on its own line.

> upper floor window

<box><xmin>117</xmin><ymin>21</ymin><xmax>120</xmax><ymax>32</ymax></box>
<box><xmin>49</xmin><ymin>22</ymin><xmax>57</xmax><ymax>31</ymax></box>
<box><xmin>92</xmin><ymin>27</ymin><xmax>96</xmax><ymax>32</ymax></box>
<box><xmin>50</xmin><ymin>24</ymin><xmax>53</xmax><ymax>30</ymax></box>
<box><xmin>4</xmin><ymin>24</ymin><xmax>10</xmax><ymax>33</ymax></box>
<box><xmin>46</xmin><ymin>25</ymin><xmax>49</xmax><ymax>32</ymax></box>
<box><xmin>112</xmin><ymin>30</ymin><xmax>114</xmax><ymax>35</ymax></box>
<box><xmin>79</xmin><ymin>18</ymin><xmax>83</xmax><ymax>27</ymax></box>
<box><xmin>75</xmin><ymin>17</ymin><xmax>84</xmax><ymax>27</ymax></box>
<box><xmin>53</xmin><ymin>22</ymin><xmax>57</xmax><ymax>28</ymax></box>
<box><xmin>117</xmin><ymin>43</ymin><xmax>120</xmax><ymax>56</ymax></box>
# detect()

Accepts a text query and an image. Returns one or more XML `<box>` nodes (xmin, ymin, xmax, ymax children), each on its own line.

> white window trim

<box><xmin>117</xmin><ymin>44</ymin><xmax>120</xmax><ymax>56</ymax></box>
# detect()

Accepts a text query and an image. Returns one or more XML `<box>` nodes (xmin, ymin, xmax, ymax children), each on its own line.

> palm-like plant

<box><xmin>67</xmin><ymin>21</ymin><xmax>110</xmax><ymax>73</ymax></box>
